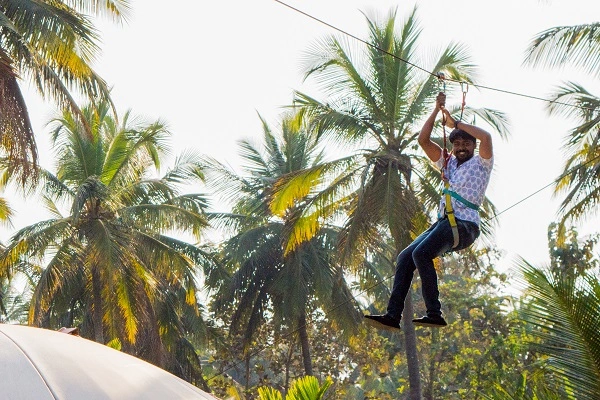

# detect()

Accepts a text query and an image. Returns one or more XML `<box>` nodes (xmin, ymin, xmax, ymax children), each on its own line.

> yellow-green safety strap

<box><xmin>444</xmin><ymin>180</ymin><xmax>460</xmax><ymax>248</ymax></box>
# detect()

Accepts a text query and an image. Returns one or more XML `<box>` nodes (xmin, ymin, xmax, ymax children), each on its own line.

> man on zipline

<box><xmin>365</xmin><ymin>92</ymin><xmax>494</xmax><ymax>330</ymax></box>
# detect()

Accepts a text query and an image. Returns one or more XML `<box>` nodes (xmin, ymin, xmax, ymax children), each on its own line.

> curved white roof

<box><xmin>0</xmin><ymin>324</ymin><xmax>219</xmax><ymax>399</ymax></box>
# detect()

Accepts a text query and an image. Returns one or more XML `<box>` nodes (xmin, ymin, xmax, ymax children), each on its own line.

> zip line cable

<box><xmin>488</xmin><ymin>152</ymin><xmax>600</xmax><ymax>221</ymax></box>
<box><xmin>205</xmin><ymin>1</ymin><xmax>600</xmax><ymax>384</ymax></box>
<box><xmin>273</xmin><ymin>0</ymin><xmax>597</xmax><ymax>114</ymax></box>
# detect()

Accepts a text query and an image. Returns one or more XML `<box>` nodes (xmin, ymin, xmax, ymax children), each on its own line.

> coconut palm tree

<box><xmin>206</xmin><ymin>113</ymin><xmax>361</xmax><ymax>377</ymax></box>
<box><xmin>0</xmin><ymin>0</ymin><xmax>129</xmax><ymax>177</ymax></box>
<box><xmin>0</xmin><ymin>101</ymin><xmax>213</xmax><ymax>375</ymax></box>
<box><xmin>279</xmin><ymin>7</ymin><xmax>509</xmax><ymax>398</ymax></box>
<box><xmin>524</xmin><ymin>22</ymin><xmax>600</xmax><ymax>232</ymax></box>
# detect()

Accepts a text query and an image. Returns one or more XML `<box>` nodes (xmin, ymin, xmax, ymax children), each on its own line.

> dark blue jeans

<box><xmin>386</xmin><ymin>217</ymin><xmax>480</xmax><ymax>321</ymax></box>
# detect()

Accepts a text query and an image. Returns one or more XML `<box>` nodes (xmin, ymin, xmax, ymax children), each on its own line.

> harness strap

<box><xmin>442</xmin><ymin>188</ymin><xmax>479</xmax><ymax>210</ymax></box>
<box><xmin>443</xmin><ymin>181</ymin><xmax>460</xmax><ymax>248</ymax></box>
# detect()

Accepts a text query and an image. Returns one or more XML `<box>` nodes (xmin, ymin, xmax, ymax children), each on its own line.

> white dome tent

<box><xmin>0</xmin><ymin>324</ymin><xmax>219</xmax><ymax>399</ymax></box>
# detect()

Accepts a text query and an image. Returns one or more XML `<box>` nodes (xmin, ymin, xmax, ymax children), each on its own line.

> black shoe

<box><xmin>412</xmin><ymin>315</ymin><xmax>447</xmax><ymax>328</ymax></box>
<box><xmin>364</xmin><ymin>314</ymin><xmax>401</xmax><ymax>331</ymax></box>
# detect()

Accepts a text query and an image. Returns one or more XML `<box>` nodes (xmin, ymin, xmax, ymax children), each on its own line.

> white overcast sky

<box><xmin>13</xmin><ymin>0</ymin><xmax>600</xmax><ymax>276</ymax></box>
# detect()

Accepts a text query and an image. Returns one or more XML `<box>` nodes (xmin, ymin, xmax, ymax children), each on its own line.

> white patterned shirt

<box><xmin>435</xmin><ymin>153</ymin><xmax>493</xmax><ymax>226</ymax></box>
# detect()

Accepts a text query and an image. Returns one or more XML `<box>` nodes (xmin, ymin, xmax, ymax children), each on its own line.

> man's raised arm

<box><xmin>418</xmin><ymin>92</ymin><xmax>445</xmax><ymax>162</ymax></box>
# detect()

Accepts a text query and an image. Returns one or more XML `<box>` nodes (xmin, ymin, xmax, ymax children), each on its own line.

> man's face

<box><xmin>451</xmin><ymin>139</ymin><xmax>476</xmax><ymax>163</ymax></box>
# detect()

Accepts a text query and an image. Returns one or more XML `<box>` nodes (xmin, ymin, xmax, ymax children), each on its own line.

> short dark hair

<box><xmin>449</xmin><ymin>128</ymin><xmax>476</xmax><ymax>144</ymax></box>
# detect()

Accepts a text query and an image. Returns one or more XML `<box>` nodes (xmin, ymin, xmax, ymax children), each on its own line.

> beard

<box><xmin>455</xmin><ymin>150</ymin><xmax>473</xmax><ymax>163</ymax></box>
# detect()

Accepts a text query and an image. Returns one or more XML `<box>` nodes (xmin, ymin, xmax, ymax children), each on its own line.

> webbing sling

<box><xmin>443</xmin><ymin>179</ymin><xmax>460</xmax><ymax>248</ymax></box>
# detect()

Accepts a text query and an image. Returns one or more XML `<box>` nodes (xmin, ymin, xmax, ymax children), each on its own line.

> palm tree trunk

<box><xmin>197</xmin><ymin>364</ymin><xmax>212</xmax><ymax>394</ymax></box>
<box><xmin>245</xmin><ymin>353</ymin><xmax>250</xmax><ymax>399</ymax></box>
<box><xmin>67</xmin><ymin>298</ymin><xmax>76</xmax><ymax>327</ymax></box>
<box><xmin>136</xmin><ymin>294</ymin><xmax>167</xmax><ymax>368</ymax></box>
<box><xmin>424</xmin><ymin>329</ymin><xmax>439</xmax><ymax>400</ymax></box>
<box><xmin>392</xmin><ymin>229</ymin><xmax>422</xmax><ymax>399</ymax></box>
<box><xmin>91</xmin><ymin>265</ymin><xmax>104</xmax><ymax>344</ymax></box>
<box><xmin>298</xmin><ymin>313</ymin><xmax>313</xmax><ymax>376</ymax></box>
<box><xmin>403</xmin><ymin>288</ymin><xmax>422</xmax><ymax>400</ymax></box>
<box><xmin>284</xmin><ymin>339</ymin><xmax>295</xmax><ymax>395</ymax></box>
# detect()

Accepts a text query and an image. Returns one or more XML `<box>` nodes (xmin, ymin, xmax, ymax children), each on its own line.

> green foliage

<box><xmin>548</xmin><ymin>222</ymin><xmax>598</xmax><ymax>278</ymax></box>
<box><xmin>258</xmin><ymin>386</ymin><xmax>283</xmax><ymax>400</ymax></box>
<box><xmin>516</xmin><ymin>260</ymin><xmax>600</xmax><ymax>400</ymax></box>
<box><xmin>484</xmin><ymin>370</ymin><xmax>576</xmax><ymax>400</ymax></box>
<box><xmin>258</xmin><ymin>376</ymin><xmax>333</xmax><ymax>400</ymax></box>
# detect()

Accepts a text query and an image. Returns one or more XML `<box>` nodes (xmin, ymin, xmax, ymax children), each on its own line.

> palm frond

<box><xmin>466</xmin><ymin>107</ymin><xmax>511</xmax><ymax>140</ymax></box>
<box><xmin>546</xmin><ymin>82</ymin><xmax>600</xmax><ymax>121</ymax></box>
<box><xmin>319</xmin><ymin>262</ymin><xmax>363</xmax><ymax>333</ymax></box>
<box><xmin>0</xmin><ymin>196</ymin><xmax>14</xmax><ymax>226</ymax></box>
<box><xmin>63</xmin><ymin>0</ymin><xmax>131</xmax><ymax>21</ymax></box>
<box><xmin>0</xmin><ymin>56</ymin><xmax>38</xmax><ymax>176</ymax></box>
<box><xmin>161</xmin><ymin>149</ymin><xmax>206</xmax><ymax>185</ymax></box>
<box><xmin>554</xmin><ymin>145</ymin><xmax>600</xmax><ymax>226</ymax></box>
<box><xmin>302</xmin><ymin>34</ymin><xmax>376</xmax><ymax>110</ymax></box>
<box><xmin>131</xmin><ymin>231</ymin><xmax>198</xmax><ymax>291</ymax></box>
<box><xmin>286</xmin><ymin>375</ymin><xmax>333</xmax><ymax>400</ymax></box>
<box><xmin>524</xmin><ymin>23</ymin><xmax>600</xmax><ymax>78</ymax></box>
<box><xmin>120</xmin><ymin>201</ymin><xmax>208</xmax><ymax>239</ymax></box>
<box><xmin>337</xmin><ymin>188</ymin><xmax>387</xmax><ymax>265</ymax></box>
<box><xmin>101</xmin><ymin>129</ymin><xmax>132</xmax><ymax>184</ymax></box>
<box><xmin>28</xmin><ymin>239</ymin><xmax>83</xmax><ymax>325</ymax></box>
<box><xmin>293</xmin><ymin>91</ymin><xmax>373</xmax><ymax>145</ymax></box>
<box><xmin>357</xmin><ymin>248</ymin><xmax>396</xmax><ymax>304</ymax></box>
<box><xmin>1</xmin><ymin>218</ymin><xmax>73</xmax><ymax>265</ymax></box>
<box><xmin>202</xmin><ymin>156</ymin><xmax>256</xmax><ymax>206</ymax></box>
<box><xmin>269</xmin><ymin>155</ymin><xmax>355</xmax><ymax>216</ymax></box>
<box><xmin>117</xmin><ymin>178</ymin><xmax>176</xmax><ymax>207</ymax></box>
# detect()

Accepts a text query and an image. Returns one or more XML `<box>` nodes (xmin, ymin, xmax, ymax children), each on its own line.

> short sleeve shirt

<box><xmin>435</xmin><ymin>153</ymin><xmax>493</xmax><ymax>226</ymax></box>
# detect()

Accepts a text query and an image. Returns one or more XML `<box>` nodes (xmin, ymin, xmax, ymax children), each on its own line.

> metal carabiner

<box><xmin>459</xmin><ymin>82</ymin><xmax>468</xmax><ymax>121</ymax></box>
<box><xmin>437</xmin><ymin>72</ymin><xmax>446</xmax><ymax>94</ymax></box>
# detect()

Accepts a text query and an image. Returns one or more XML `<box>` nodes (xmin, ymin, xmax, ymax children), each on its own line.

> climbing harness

<box><xmin>437</xmin><ymin>73</ymin><xmax>471</xmax><ymax>249</ymax></box>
